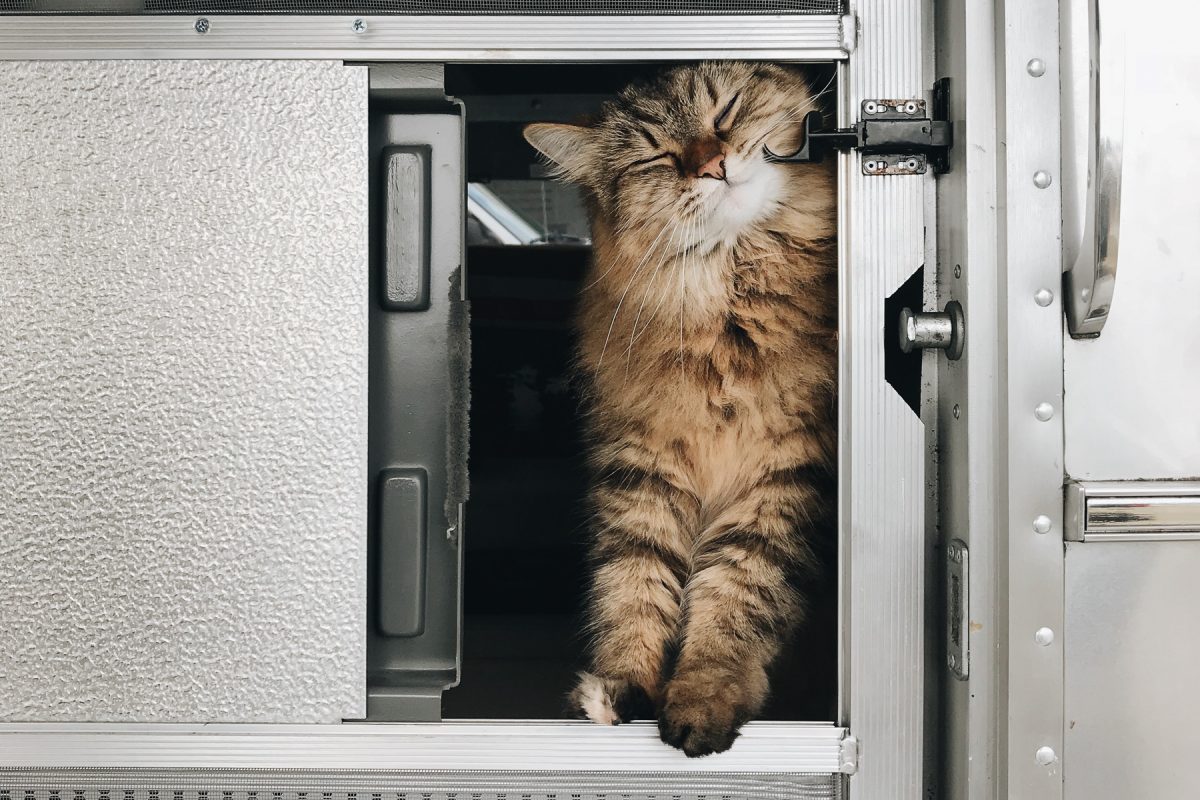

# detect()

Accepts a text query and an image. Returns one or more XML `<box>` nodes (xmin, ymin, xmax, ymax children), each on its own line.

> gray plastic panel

<box><xmin>367</xmin><ymin>110</ymin><xmax>466</xmax><ymax>720</ymax></box>
<box><xmin>0</xmin><ymin>60</ymin><xmax>368</xmax><ymax>723</ymax></box>
<box><xmin>378</xmin><ymin>468</ymin><xmax>428</xmax><ymax>637</ymax></box>
<box><xmin>382</xmin><ymin>146</ymin><xmax>432</xmax><ymax>311</ymax></box>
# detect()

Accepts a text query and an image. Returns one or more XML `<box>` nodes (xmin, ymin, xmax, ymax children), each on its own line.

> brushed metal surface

<box><xmin>934</xmin><ymin>1</ymin><xmax>1003</xmax><ymax>796</ymax></box>
<box><xmin>1064</xmin><ymin>541</ymin><xmax>1200</xmax><ymax>800</ymax></box>
<box><xmin>1064</xmin><ymin>0</ymin><xmax>1200</xmax><ymax>481</ymax></box>
<box><xmin>0</xmin><ymin>14</ymin><xmax>847</xmax><ymax>61</ymax></box>
<box><xmin>0</xmin><ymin>60</ymin><xmax>368</xmax><ymax>723</ymax></box>
<box><xmin>0</xmin><ymin>722</ymin><xmax>848</xmax><ymax>773</ymax></box>
<box><xmin>841</xmin><ymin>0</ymin><xmax>928</xmax><ymax>796</ymax></box>
<box><xmin>0</xmin><ymin>769</ymin><xmax>842</xmax><ymax>800</ymax></box>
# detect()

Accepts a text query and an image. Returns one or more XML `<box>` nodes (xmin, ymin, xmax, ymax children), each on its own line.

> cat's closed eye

<box><xmin>714</xmin><ymin>93</ymin><xmax>740</xmax><ymax>132</ymax></box>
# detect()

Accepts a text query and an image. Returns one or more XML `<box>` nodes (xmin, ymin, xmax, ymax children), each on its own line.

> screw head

<box><xmin>1027</xmin><ymin>58</ymin><xmax>1047</xmax><ymax>77</ymax></box>
<box><xmin>1035</xmin><ymin>627</ymin><xmax>1055</xmax><ymax>646</ymax></box>
<box><xmin>1033</xmin><ymin>170</ymin><xmax>1053</xmax><ymax>189</ymax></box>
<box><xmin>1035</xmin><ymin>402</ymin><xmax>1055</xmax><ymax>421</ymax></box>
<box><xmin>954</xmin><ymin>264</ymin><xmax>962</xmax><ymax>279</ymax></box>
<box><xmin>952</xmin><ymin>404</ymin><xmax>961</xmax><ymax>419</ymax></box>
<box><xmin>1035</xmin><ymin>746</ymin><xmax>1057</xmax><ymax>766</ymax></box>
<box><xmin>353</xmin><ymin>18</ymin><xmax>367</xmax><ymax>33</ymax></box>
<box><xmin>948</xmin><ymin>653</ymin><xmax>958</xmax><ymax>669</ymax></box>
<box><xmin>194</xmin><ymin>17</ymin><xmax>210</xmax><ymax>34</ymax></box>
<box><xmin>1033</xmin><ymin>514</ymin><xmax>1052</xmax><ymax>534</ymax></box>
<box><xmin>1035</xmin><ymin>288</ymin><xmax>1054</xmax><ymax>307</ymax></box>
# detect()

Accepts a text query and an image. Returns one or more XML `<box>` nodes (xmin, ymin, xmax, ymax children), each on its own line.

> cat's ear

<box><xmin>523</xmin><ymin>123</ymin><xmax>597</xmax><ymax>184</ymax></box>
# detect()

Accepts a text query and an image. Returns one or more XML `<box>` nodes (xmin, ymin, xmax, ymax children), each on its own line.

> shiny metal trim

<box><xmin>1066</xmin><ymin>481</ymin><xmax>1200</xmax><ymax>542</ymax></box>
<box><xmin>0</xmin><ymin>14</ymin><xmax>847</xmax><ymax>60</ymax></box>
<box><xmin>0</xmin><ymin>722</ymin><xmax>849</xmax><ymax>773</ymax></box>
<box><xmin>1000</xmin><ymin>0</ymin><xmax>1065</xmax><ymax>795</ymax></box>
<box><xmin>1062</xmin><ymin>0</ymin><xmax>1125</xmax><ymax>337</ymax></box>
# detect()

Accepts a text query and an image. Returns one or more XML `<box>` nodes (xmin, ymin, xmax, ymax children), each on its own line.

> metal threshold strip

<box><xmin>0</xmin><ymin>721</ymin><xmax>849</xmax><ymax>773</ymax></box>
<box><xmin>1066</xmin><ymin>480</ymin><xmax>1200</xmax><ymax>542</ymax></box>
<box><xmin>0</xmin><ymin>14</ymin><xmax>849</xmax><ymax>60</ymax></box>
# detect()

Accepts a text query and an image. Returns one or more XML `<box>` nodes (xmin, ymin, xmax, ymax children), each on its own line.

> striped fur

<box><xmin>525</xmin><ymin>63</ymin><xmax>836</xmax><ymax>756</ymax></box>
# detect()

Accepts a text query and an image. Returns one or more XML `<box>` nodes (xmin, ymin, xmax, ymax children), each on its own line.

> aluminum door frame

<box><xmin>0</xmin><ymin>6</ymin><xmax>937</xmax><ymax>793</ymax></box>
<box><xmin>839</xmin><ymin>0</ymin><xmax>933</xmax><ymax>797</ymax></box>
<box><xmin>0</xmin><ymin>13</ymin><xmax>850</xmax><ymax>61</ymax></box>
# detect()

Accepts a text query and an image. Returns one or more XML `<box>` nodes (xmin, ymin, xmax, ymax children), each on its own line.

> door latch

<box><xmin>898</xmin><ymin>300</ymin><xmax>965</xmax><ymax>360</ymax></box>
<box><xmin>765</xmin><ymin>77</ymin><xmax>953</xmax><ymax>175</ymax></box>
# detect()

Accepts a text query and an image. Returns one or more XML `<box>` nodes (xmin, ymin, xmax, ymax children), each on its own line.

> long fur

<box><xmin>525</xmin><ymin>62</ymin><xmax>837</xmax><ymax>757</ymax></box>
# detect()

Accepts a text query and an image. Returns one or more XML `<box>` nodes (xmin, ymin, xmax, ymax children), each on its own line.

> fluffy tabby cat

<box><xmin>524</xmin><ymin>62</ymin><xmax>836</xmax><ymax>756</ymax></box>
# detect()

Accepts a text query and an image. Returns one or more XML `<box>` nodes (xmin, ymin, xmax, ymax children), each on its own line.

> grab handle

<box><xmin>1062</xmin><ymin>0</ymin><xmax>1126</xmax><ymax>338</ymax></box>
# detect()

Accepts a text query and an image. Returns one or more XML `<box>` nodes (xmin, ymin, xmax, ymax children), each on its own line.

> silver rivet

<box><xmin>1033</xmin><ymin>514</ymin><xmax>1052</xmax><ymax>534</ymax></box>
<box><xmin>1033</xmin><ymin>170</ymin><xmax>1052</xmax><ymax>189</ymax></box>
<box><xmin>194</xmin><ymin>17</ymin><xmax>210</xmax><ymax>34</ymax></box>
<box><xmin>1035</xmin><ymin>746</ymin><xmax>1057</xmax><ymax>766</ymax></box>
<box><xmin>353</xmin><ymin>18</ymin><xmax>367</xmax><ymax>33</ymax></box>
<box><xmin>954</xmin><ymin>264</ymin><xmax>962</xmax><ymax>279</ymax></box>
<box><xmin>1027</xmin><ymin>58</ymin><xmax>1047</xmax><ymax>77</ymax></box>
<box><xmin>1034</xmin><ymin>402</ymin><xmax>1054</xmax><ymax>421</ymax></box>
<box><xmin>1035</xmin><ymin>627</ymin><xmax>1055</xmax><ymax>646</ymax></box>
<box><xmin>1034</xmin><ymin>288</ymin><xmax>1054</xmax><ymax>306</ymax></box>
<box><xmin>952</xmin><ymin>404</ymin><xmax>961</xmax><ymax>419</ymax></box>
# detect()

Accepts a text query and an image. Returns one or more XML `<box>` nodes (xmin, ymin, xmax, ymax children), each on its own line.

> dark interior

<box><xmin>441</xmin><ymin>63</ymin><xmax>838</xmax><ymax>721</ymax></box>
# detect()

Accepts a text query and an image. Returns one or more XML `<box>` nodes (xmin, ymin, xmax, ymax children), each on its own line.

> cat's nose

<box><xmin>684</xmin><ymin>138</ymin><xmax>727</xmax><ymax>181</ymax></box>
<box><xmin>697</xmin><ymin>153</ymin><xmax>727</xmax><ymax>181</ymax></box>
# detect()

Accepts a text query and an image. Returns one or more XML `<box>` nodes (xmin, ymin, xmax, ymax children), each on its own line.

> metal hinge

<box><xmin>839</xmin><ymin>733</ymin><xmax>861</xmax><ymax>775</ymax></box>
<box><xmin>946</xmin><ymin>538</ymin><xmax>969</xmax><ymax>681</ymax></box>
<box><xmin>765</xmin><ymin>77</ymin><xmax>953</xmax><ymax>176</ymax></box>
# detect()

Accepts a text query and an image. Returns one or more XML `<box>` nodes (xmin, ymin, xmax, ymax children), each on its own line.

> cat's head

<box><xmin>524</xmin><ymin>62</ymin><xmax>825</xmax><ymax>251</ymax></box>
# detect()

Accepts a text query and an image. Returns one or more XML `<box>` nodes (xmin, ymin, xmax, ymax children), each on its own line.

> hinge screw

<box><xmin>1027</xmin><ymin>58</ymin><xmax>1047</xmax><ymax>78</ymax></box>
<box><xmin>953</xmin><ymin>264</ymin><xmax>962</xmax><ymax>279</ymax></box>
<box><xmin>1035</xmin><ymin>402</ymin><xmax>1055</xmax><ymax>421</ymax></box>
<box><xmin>1033</xmin><ymin>170</ymin><xmax>1053</xmax><ymax>189</ymax></box>
<box><xmin>1035</xmin><ymin>627</ymin><xmax>1055</xmax><ymax>646</ymax></box>
<box><xmin>1033</xmin><ymin>514</ymin><xmax>1052</xmax><ymax>534</ymax></box>
<box><xmin>1035</xmin><ymin>746</ymin><xmax>1057</xmax><ymax>766</ymax></box>
<box><xmin>353</xmin><ymin>18</ymin><xmax>368</xmax><ymax>33</ymax></box>
<box><xmin>1035</xmin><ymin>288</ymin><xmax>1054</xmax><ymax>306</ymax></box>
<box><xmin>952</xmin><ymin>403</ymin><xmax>961</xmax><ymax>419</ymax></box>
<box><xmin>194</xmin><ymin>17</ymin><xmax>210</xmax><ymax>34</ymax></box>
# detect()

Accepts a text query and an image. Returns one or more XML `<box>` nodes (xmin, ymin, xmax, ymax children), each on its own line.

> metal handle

<box><xmin>1062</xmin><ymin>0</ymin><xmax>1126</xmax><ymax>338</ymax></box>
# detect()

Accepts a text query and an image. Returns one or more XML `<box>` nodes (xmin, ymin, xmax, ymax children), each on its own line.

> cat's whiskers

<box><xmin>631</xmin><ymin>207</ymin><xmax>711</xmax><ymax>348</ymax></box>
<box><xmin>621</xmin><ymin>214</ymin><xmax>690</xmax><ymax>380</ymax></box>
<box><xmin>597</xmin><ymin>216</ymin><xmax>681</xmax><ymax>370</ymax></box>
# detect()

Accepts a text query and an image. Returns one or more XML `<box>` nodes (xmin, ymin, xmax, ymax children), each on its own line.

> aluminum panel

<box><xmin>0</xmin><ymin>60</ymin><xmax>368</xmax><ymax>723</ymax></box>
<box><xmin>0</xmin><ymin>722</ymin><xmax>848</xmax><ymax>773</ymax></box>
<box><xmin>0</xmin><ymin>14</ymin><xmax>848</xmax><ymax>61</ymax></box>
<box><xmin>841</xmin><ymin>0</ymin><xmax>929</xmax><ymax>797</ymax></box>
<box><xmin>0</xmin><ymin>768</ymin><xmax>842</xmax><ymax>800</ymax></box>
<box><xmin>1064</xmin><ymin>541</ymin><xmax>1200</xmax><ymax>800</ymax></box>
<box><xmin>1063</xmin><ymin>0</ymin><xmax>1200</xmax><ymax>481</ymax></box>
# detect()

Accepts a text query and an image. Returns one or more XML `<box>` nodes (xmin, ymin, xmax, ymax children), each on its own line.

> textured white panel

<box><xmin>0</xmin><ymin>61</ymin><xmax>368</xmax><ymax>722</ymax></box>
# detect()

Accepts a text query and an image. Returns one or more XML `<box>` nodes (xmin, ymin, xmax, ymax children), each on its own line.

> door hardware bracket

<box><xmin>765</xmin><ymin>77</ymin><xmax>953</xmax><ymax>176</ymax></box>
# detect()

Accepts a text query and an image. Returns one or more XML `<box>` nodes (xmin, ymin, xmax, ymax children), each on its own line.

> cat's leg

<box><xmin>657</xmin><ymin>464</ymin><xmax>823</xmax><ymax>755</ymax></box>
<box><xmin>570</xmin><ymin>443</ymin><xmax>699</xmax><ymax>725</ymax></box>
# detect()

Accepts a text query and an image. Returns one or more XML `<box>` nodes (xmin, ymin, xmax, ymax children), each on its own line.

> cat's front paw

<box><xmin>570</xmin><ymin>671</ymin><xmax>655</xmax><ymax>725</ymax></box>
<box><xmin>657</xmin><ymin>669</ymin><xmax>755</xmax><ymax>757</ymax></box>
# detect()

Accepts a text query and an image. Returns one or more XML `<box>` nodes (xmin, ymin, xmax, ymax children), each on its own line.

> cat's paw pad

<box><xmin>657</xmin><ymin>671</ymin><xmax>750</xmax><ymax>757</ymax></box>
<box><xmin>570</xmin><ymin>671</ymin><xmax>655</xmax><ymax>725</ymax></box>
